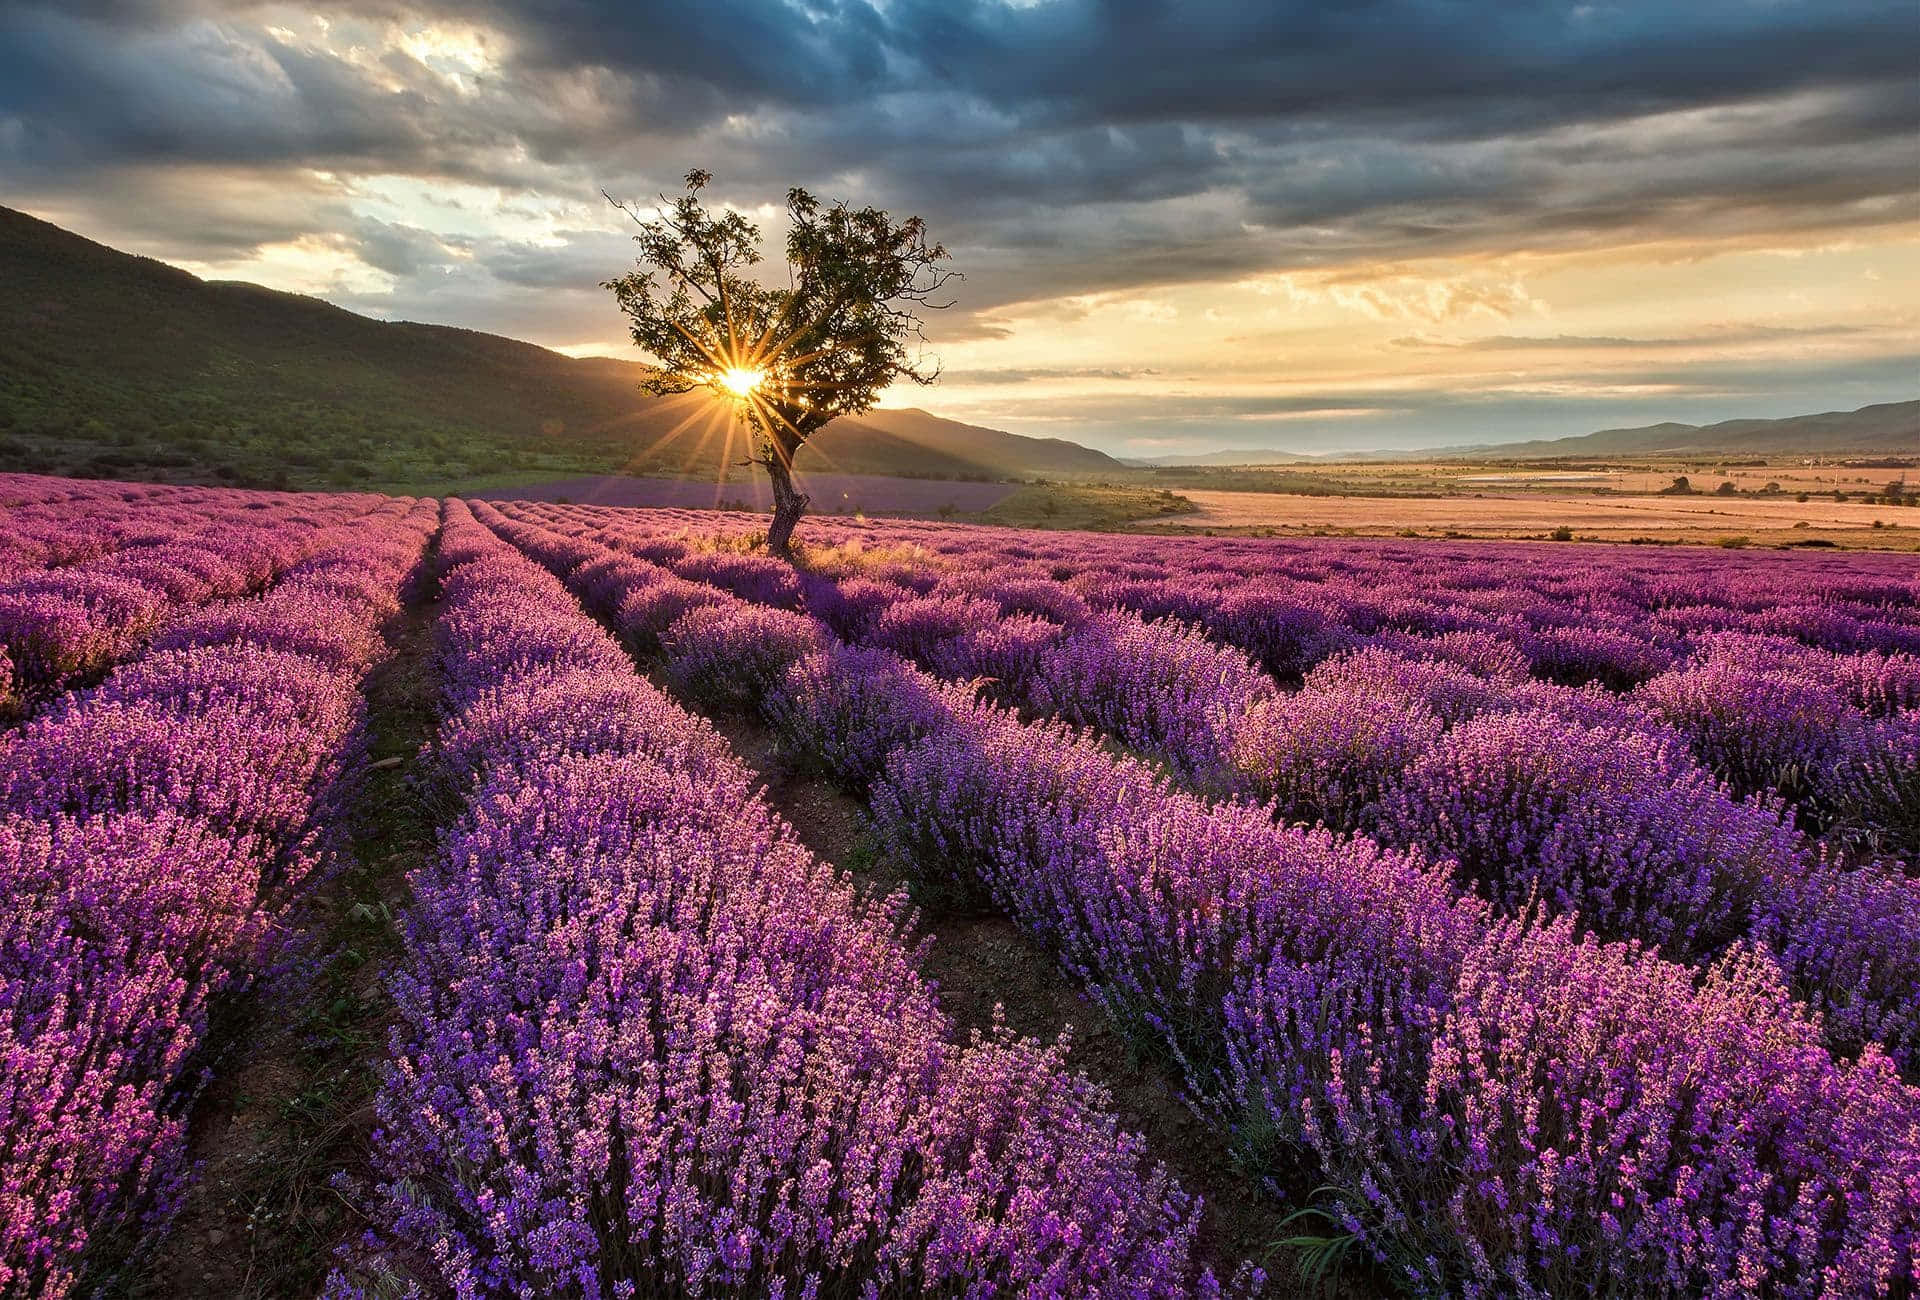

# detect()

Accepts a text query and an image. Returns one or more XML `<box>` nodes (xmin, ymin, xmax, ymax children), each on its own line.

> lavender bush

<box><xmin>483</xmin><ymin>500</ymin><xmax>1920</xmax><ymax>1296</ymax></box>
<box><xmin>331</xmin><ymin>504</ymin><xmax>1212</xmax><ymax>1296</ymax></box>
<box><xmin>0</xmin><ymin>497</ymin><xmax>433</xmax><ymax>1295</ymax></box>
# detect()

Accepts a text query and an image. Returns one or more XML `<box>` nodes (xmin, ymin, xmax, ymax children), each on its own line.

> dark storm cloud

<box><xmin>963</xmin><ymin>1</ymin><xmax>1911</xmax><ymax>137</ymax></box>
<box><xmin>5</xmin><ymin>1</ymin><xmax>1913</xmax><ymax>221</ymax></box>
<box><xmin>0</xmin><ymin>0</ymin><xmax>1913</xmax><ymax>447</ymax></box>
<box><xmin>488</xmin><ymin>0</ymin><xmax>896</xmax><ymax>107</ymax></box>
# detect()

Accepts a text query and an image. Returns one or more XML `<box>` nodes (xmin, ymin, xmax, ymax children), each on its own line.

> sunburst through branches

<box><xmin>603</xmin><ymin>168</ymin><xmax>955</xmax><ymax>557</ymax></box>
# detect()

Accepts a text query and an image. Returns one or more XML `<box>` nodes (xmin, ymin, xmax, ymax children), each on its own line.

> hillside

<box><xmin>1133</xmin><ymin>401</ymin><xmax>1920</xmax><ymax>466</ymax></box>
<box><xmin>0</xmin><ymin>206</ymin><xmax>1123</xmax><ymax>489</ymax></box>
<box><xmin>1125</xmin><ymin>448</ymin><xmax>1325</xmax><ymax>467</ymax></box>
<box><xmin>1426</xmin><ymin>402</ymin><xmax>1920</xmax><ymax>459</ymax></box>
<box><xmin>824</xmin><ymin>408</ymin><xmax>1119</xmax><ymax>476</ymax></box>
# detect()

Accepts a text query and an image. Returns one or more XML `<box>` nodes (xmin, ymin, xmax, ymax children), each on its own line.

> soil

<box><xmin>481</xmin><ymin>511</ymin><xmax>1350</xmax><ymax>1295</ymax></box>
<box><xmin>702</xmin><ymin>709</ymin><xmax>1315</xmax><ymax>1295</ymax></box>
<box><xmin>137</xmin><ymin>574</ymin><xmax>443</xmax><ymax>1298</ymax></box>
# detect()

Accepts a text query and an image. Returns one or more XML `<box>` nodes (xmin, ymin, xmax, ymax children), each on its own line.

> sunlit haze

<box><xmin>3</xmin><ymin>2</ymin><xmax>1913</xmax><ymax>455</ymax></box>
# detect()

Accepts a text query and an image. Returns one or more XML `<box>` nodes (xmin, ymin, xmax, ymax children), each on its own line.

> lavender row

<box><xmin>0</xmin><ymin>498</ymin><xmax>434</xmax><ymax>1296</ymax></box>
<box><xmin>0</xmin><ymin>472</ymin><xmax>193</xmax><ymax>509</ymax></box>
<box><xmin>689</xmin><ymin>508</ymin><xmax>1920</xmax><ymax>718</ymax></box>
<box><xmin>0</xmin><ymin>489</ymin><xmax>389</xmax><ymax>708</ymax></box>
<box><xmin>500</xmin><ymin>505</ymin><xmax>1908</xmax><ymax>835</ymax></box>
<box><xmin>330</xmin><ymin>501</ymin><xmax>1211</xmax><ymax>1297</ymax></box>
<box><xmin>0</xmin><ymin>474</ymin><xmax>384</xmax><ymax>581</ymax></box>
<box><xmin>873</xmin><ymin>518</ymin><xmax>1920</xmax><ymax>845</ymax></box>
<box><xmin>1246</xmin><ymin>649</ymin><xmax>1920</xmax><ymax>1072</ymax></box>
<box><xmin>520</xmin><ymin>504</ymin><xmax>1920</xmax><ymax>849</ymax></box>
<box><xmin>490</xmin><ymin>501</ymin><xmax>1273</xmax><ymax>786</ymax></box>
<box><xmin>845</xmin><ymin>567</ymin><xmax>1920</xmax><ymax>1076</ymax></box>
<box><xmin>681</xmin><ymin>507</ymin><xmax>1920</xmax><ymax>841</ymax></box>
<box><xmin>588</xmin><ymin>503</ymin><xmax>1919</xmax><ymax>658</ymax></box>
<box><xmin>546</xmin><ymin>507</ymin><xmax>1919</xmax><ymax>1029</ymax></box>
<box><xmin>480</xmin><ymin>503</ymin><xmax>1920</xmax><ymax>1298</ymax></box>
<box><xmin>492</xmin><ymin>502</ymin><xmax>1920</xmax><ymax>1077</ymax></box>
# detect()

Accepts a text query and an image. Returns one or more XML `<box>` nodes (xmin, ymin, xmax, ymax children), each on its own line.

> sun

<box><xmin>718</xmin><ymin>366</ymin><xmax>764</xmax><ymax>398</ymax></box>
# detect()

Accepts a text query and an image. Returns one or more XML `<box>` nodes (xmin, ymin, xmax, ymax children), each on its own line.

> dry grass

<box><xmin>1136</xmin><ymin>488</ymin><xmax>1920</xmax><ymax>549</ymax></box>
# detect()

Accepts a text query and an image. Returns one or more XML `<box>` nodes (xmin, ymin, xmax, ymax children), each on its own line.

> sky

<box><xmin>1</xmin><ymin>0</ymin><xmax>1915</xmax><ymax>457</ymax></box>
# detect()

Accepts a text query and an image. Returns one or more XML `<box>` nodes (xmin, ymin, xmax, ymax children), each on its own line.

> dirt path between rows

<box><xmin>139</xmin><ymin>569</ymin><xmax>443</xmax><ymax>1299</ymax></box>
<box><xmin>472</xmin><ymin>507</ymin><xmax>1344</xmax><ymax>1295</ymax></box>
<box><xmin>699</xmin><ymin>707</ymin><xmax>1313</xmax><ymax>1295</ymax></box>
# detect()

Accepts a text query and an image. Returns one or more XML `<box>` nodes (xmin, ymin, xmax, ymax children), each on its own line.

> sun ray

<box><xmin>741</xmin><ymin>297</ymin><xmax>855</xmax><ymax>375</ymax></box>
<box><xmin>742</xmin><ymin>288</ymin><xmax>805</xmax><ymax>370</ymax></box>
<box><xmin>770</xmin><ymin>335</ymin><xmax>879</xmax><ymax>370</ymax></box>
<box><xmin>713</xmin><ymin>404</ymin><xmax>744</xmax><ymax>509</ymax></box>
<box><xmin>716</xmin><ymin>265</ymin><xmax>741</xmax><ymax>368</ymax></box>
<box><xmin>667</xmin><ymin>317</ymin><xmax>729</xmax><ymax>371</ymax></box>
<box><xmin>746</xmin><ymin>390</ymin><xmax>812</xmax><ymax>461</ymax></box>
<box><xmin>631</xmin><ymin>398</ymin><xmax>723</xmax><ymax>464</ymax></box>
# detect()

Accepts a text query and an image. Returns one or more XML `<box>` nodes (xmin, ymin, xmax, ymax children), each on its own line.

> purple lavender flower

<box><xmin>334</xmin><ymin>504</ymin><xmax>1211</xmax><ymax>1296</ymax></box>
<box><xmin>462</xmin><ymin>497</ymin><xmax>1920</xmax><ymax>1296</ymax></box>
<box><xmin>1638</xmin><ymin>660</ymin><xmax>1877</xmax><ymax>823</ymax></box>
<box><xmin>0</xmin><ymin>495</ymin><xmax>434</xmax><ymax>1295</ymax></box>
<box><xmin>1376</xmin><ymin>711</ymin><xmax>1799</xmax><ymax>961</ymax></box>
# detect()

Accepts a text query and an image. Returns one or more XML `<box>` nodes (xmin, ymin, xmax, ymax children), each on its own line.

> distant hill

<box><xmin>1421</xmin><ymin>402</ymin><xmax>1920</xmax><ymax>459</ymax></box>
<box><xmin>1130</xmin><ymin>401</ymin><xmax>1920</xmax><ymax>466</ymax></box>
<box><xmin>0</xmin><ymin>206</ymin><xmax>1123</xmax><ymax>489</ymax></box>
<box><xmin>824</xmin><ymin>407</ymin><xmax>1118</xmax><ymax>476</ymax></box>
<box><xmin>1125</xmin><ymin>448</ymin><xmax>1326</xmax><ymax>467</ymax></box>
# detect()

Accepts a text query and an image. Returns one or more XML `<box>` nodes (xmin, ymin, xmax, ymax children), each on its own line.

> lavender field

<box><xmin>473</xmin><ymin>471</ymin><xmax>1020</xmax><ymax>515</ymax></box>
<box><xmin>4</xmin><ymin>471</ymin><xmax>1918</xmax><ymax>1297</ymax></box>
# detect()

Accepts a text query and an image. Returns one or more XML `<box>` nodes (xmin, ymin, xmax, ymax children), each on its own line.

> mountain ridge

<box><xmin>0</xmin><ymin>205</ymin><xmax>1124</xmax><ymax>488</ymax></box>
<box><xmin>3</xmin><ymin>204</ymin><xmax>1909</xmax><ymax>488</ymax></box>
<box><xmin>1127</xmin><ymin>400</ymin><xmax>1920</xmax><ymax>465</ymax></box>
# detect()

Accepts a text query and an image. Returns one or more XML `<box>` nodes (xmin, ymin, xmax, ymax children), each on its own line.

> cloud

<box><xmin>6</xmin><ymin>3</ymin><xmax>1913</xmax><ymax>266</ymax></box>
<box><xmin>349</xmin><ymin>217</ymin><xmax>465</xmax><ymax>277</ymax></box>
<box><xmin>1249</xmin><ymin>269</ymin><xmax>1544</xmax><ymax>325</ymax></box>
<box><xmin>0</xmin><ymin>0</ymin><xmax>1913</xmax><ymax>449</ymax></box>
<box><xmin>942</xmin><ymin>365</ymin><xmax>1164</xmax><ymax>384</ymax></box>
<box><xmin>935</xmin><ymin>350</ymin><xmax>1920</xmax><ymax>449</ymax></box>
<box><xmin>1390</xmin><ymin>324</ymin><xmax>1871</xmax><ymax>351</ymax></box>
<box><xmin>480</xmin><ymin>229</ymin><xmax>634</xmax><ymax>290</ymax></box>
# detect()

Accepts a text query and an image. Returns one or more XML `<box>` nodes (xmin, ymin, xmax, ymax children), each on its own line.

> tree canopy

<box><xmin>604</xmin><ymin>170</ymin><xmax>955</xmax><ymax>555</ymax></box>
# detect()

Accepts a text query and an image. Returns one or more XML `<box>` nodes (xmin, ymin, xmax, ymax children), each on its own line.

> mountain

<box><xmin>824</xmin><ymin>408</ymin><xmax>1119</xmax><ymax>476</ymax></box>
<box><xmin>1124</xmin><ymin>402</ymin><xmax>1920</xmax><ymax>466</ymax></box>
<box><xmin>0</xmin><ymin>205</ymin><xmax>1123</xmax><ymax>489</ymax></box>
<box><xmin>618</xmin><ymin>402</ymin><xmax>1124</xmax><ymax>481</ymax></box>
<box><xmin>1420</xmin><ymin>403</ymin><xmax>1920</xmax><ymax>459</ymax></box>
<box><xmin>1125</xmin><ymin>448</ymin><xmax>1328</xmax><ymax>467</ymax></box>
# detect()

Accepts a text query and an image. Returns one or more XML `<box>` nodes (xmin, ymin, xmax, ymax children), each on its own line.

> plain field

<box><xmin>1147</xmin><ymin>487</ymin><xmax>1919</xmax><ymax>542</ymax></box>
<box><xmin>473</xmin><ymin>471</ymin><xmax>1019</xmax><ymax>513</ymax></box>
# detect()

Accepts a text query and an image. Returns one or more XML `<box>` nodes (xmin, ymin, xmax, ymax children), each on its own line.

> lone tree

<box><xmin>605</xmin><ymin>170</ymin><xmax>955</xmax><ymax>557</ymax></box>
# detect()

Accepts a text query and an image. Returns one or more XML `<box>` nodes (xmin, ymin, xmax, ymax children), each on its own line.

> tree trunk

<box><xmin>762</xmin><ymin>443</ymin><xmax>809</xmax><ymax>560</ymax></box>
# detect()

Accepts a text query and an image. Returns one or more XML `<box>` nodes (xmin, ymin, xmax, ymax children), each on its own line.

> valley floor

<box><xmin>1138</xmin><ymin>486</ymin><xmax>1920</xmax><ymax>548</ymax></box>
